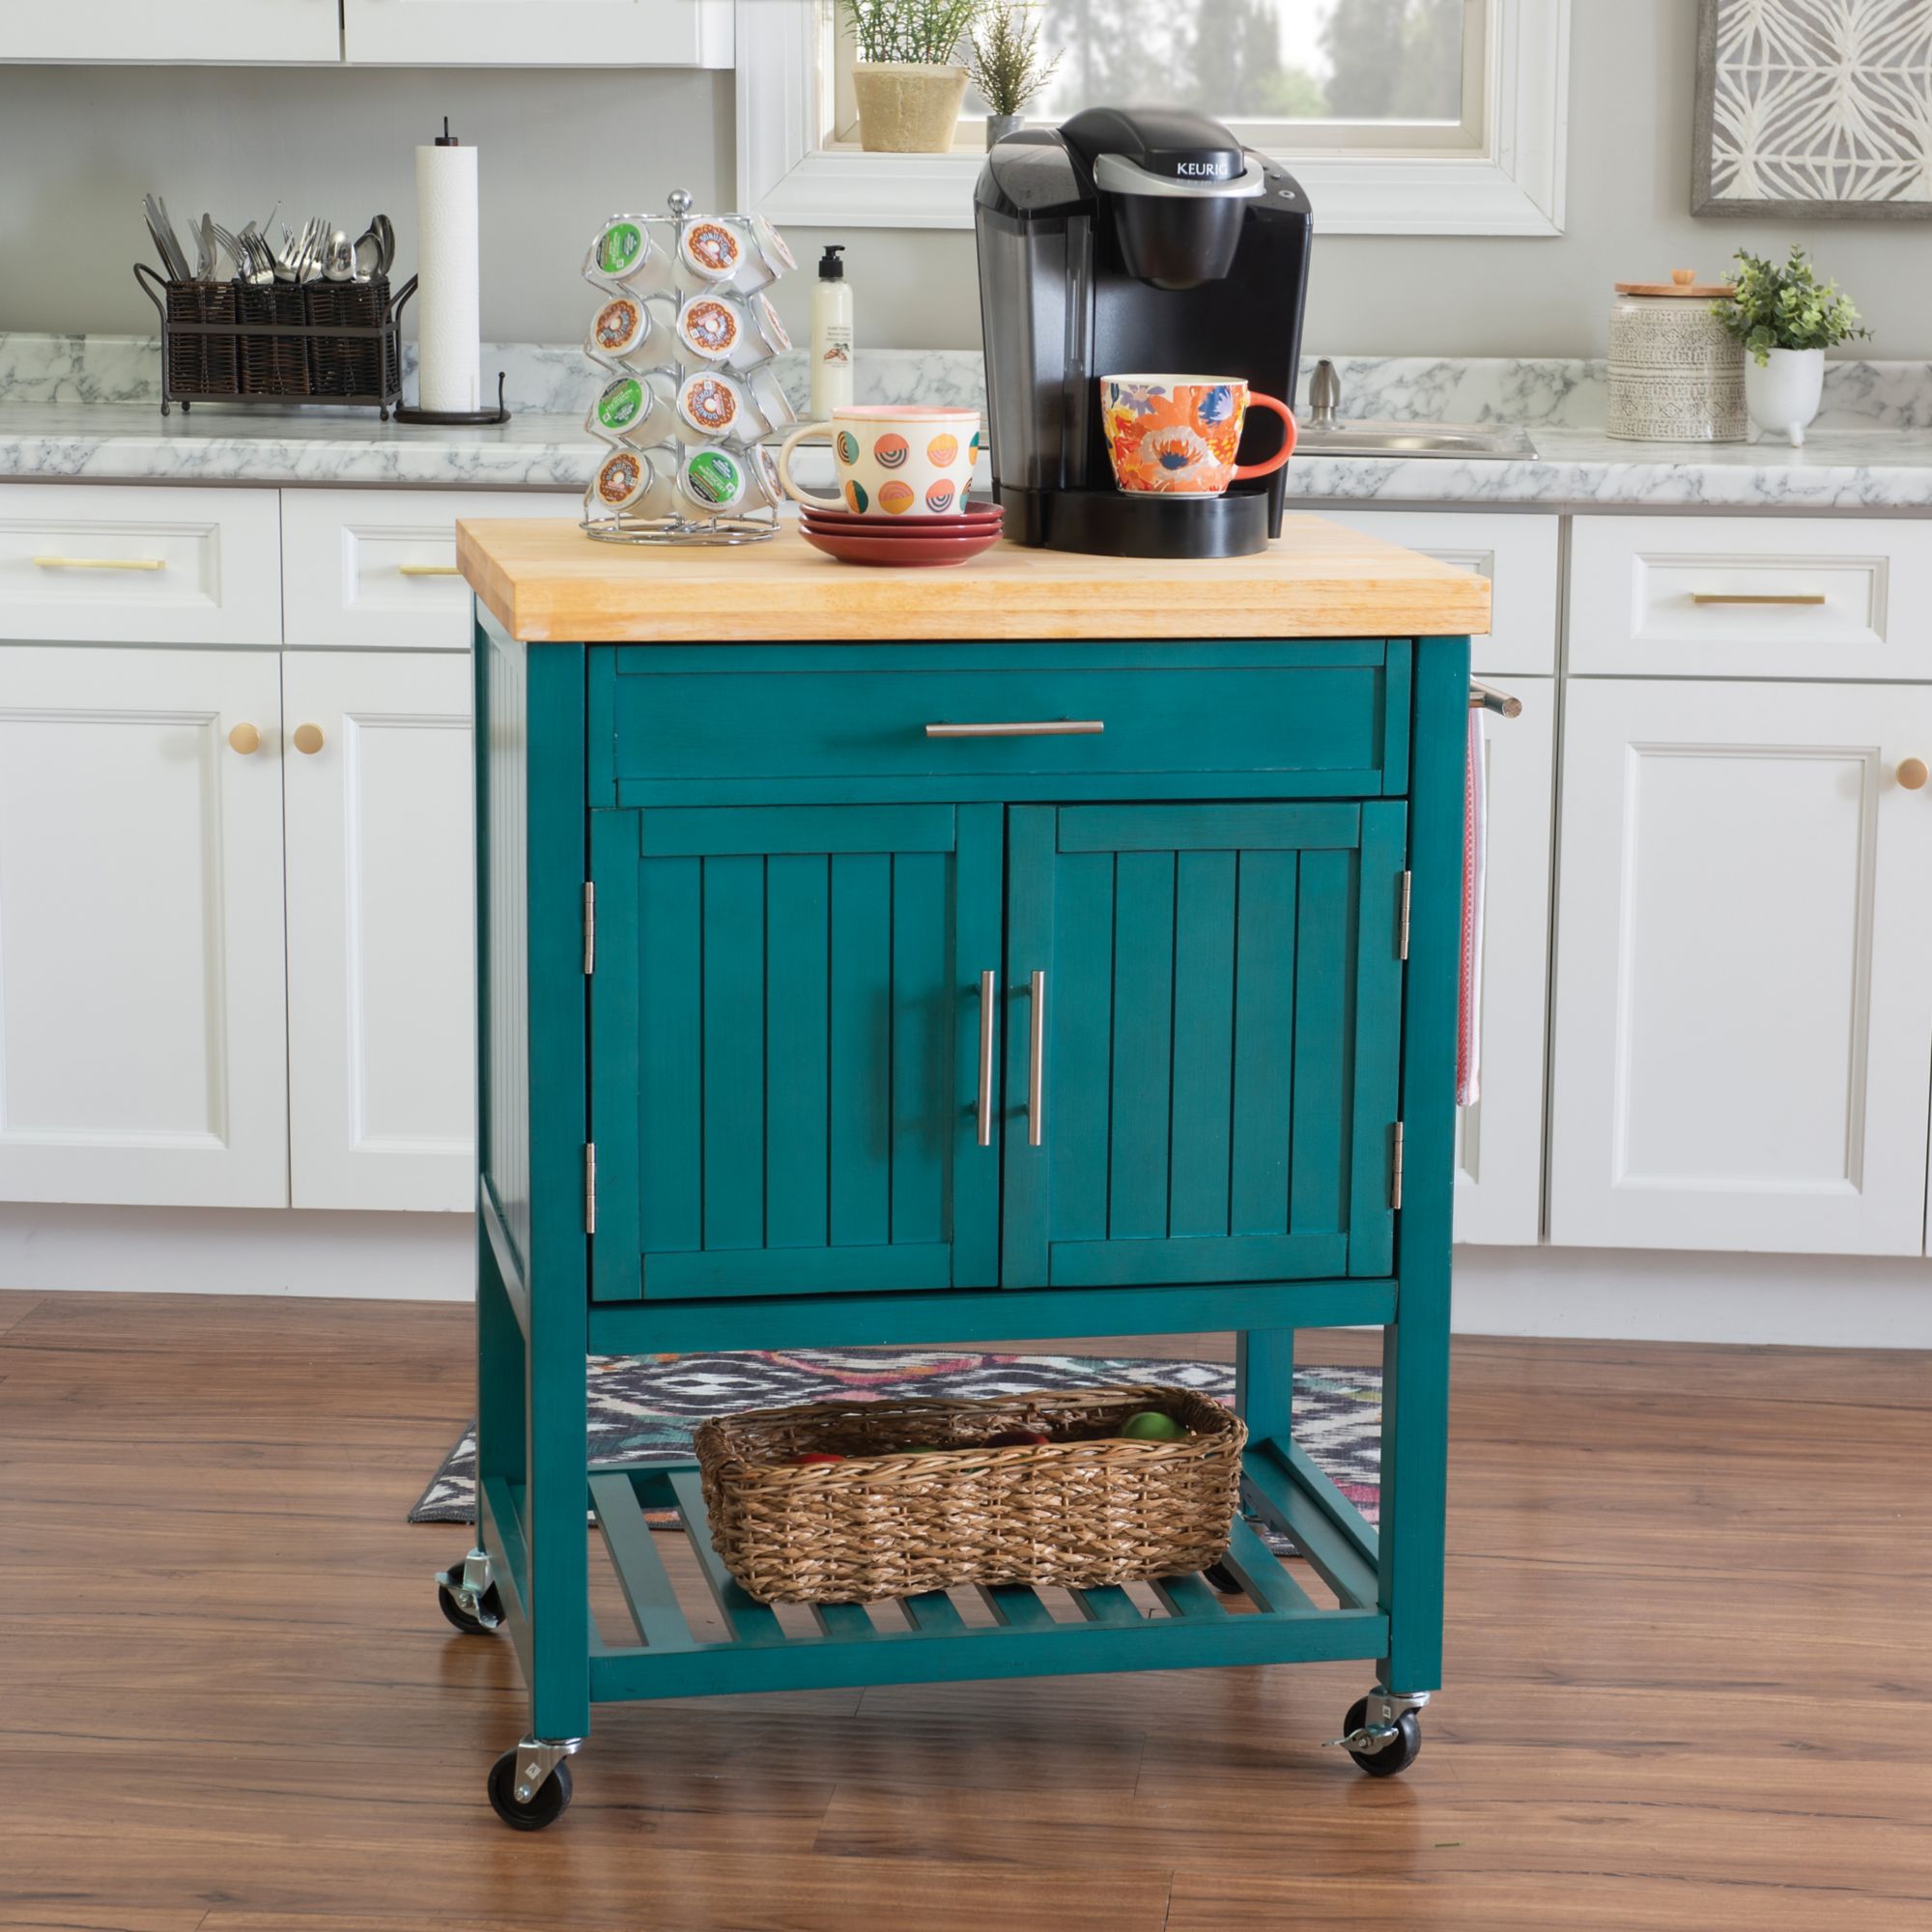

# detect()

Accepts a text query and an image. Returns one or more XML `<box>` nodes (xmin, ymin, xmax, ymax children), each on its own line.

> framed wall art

<box><xmin>1694</xmin><ymin>0</ymin><xmax>1932</xmax><ymax>218</ymax></box>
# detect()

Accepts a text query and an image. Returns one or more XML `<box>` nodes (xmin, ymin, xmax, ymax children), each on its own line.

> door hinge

<box><xmin>583</xmin><ymin>1142</ymin><xmax>597</xmax><ymax>1235</ymax></box>
<box><xmin>1398</xmin><ymin>871</ymin><xmax>1411</xmax><ymax>961</ymax></box>
<box><xmin>582</xmin><ymin>882</ymin><xmax>596</xmax><ymax>976</ymax></box>
<box><xmin>1390</xmin><ymin>1122</ymin><xmax>1405</xmax><ymax>1211</ymax></box>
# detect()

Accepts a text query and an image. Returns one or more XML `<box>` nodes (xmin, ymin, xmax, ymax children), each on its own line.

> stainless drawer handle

<box><xmin>1469</xmin><ymin>679</ymin><xmax>1521</xmax><ymax>718</ymax></box>
<box><xmin>978</xmin><ymin>970</ymin><xmax>997</xmax><ymax>1148</ymax></box>
<box><xmin>32</xmin><ymin>554</ymin><xmax>166</xmax><ymax>572</ymax></box>
<box><xmin>398</xmin><ymin>562</ymin><xmax>464</xmax><ymax>577</ymax></box>
<box><xmin>925</xmin><ymin>721</ymin><xmax>1104</xmax><ymax>738</ymax></box>
<box><xmin>1027</xmin><ymin>969</ymin><xmax>1045</xmax><ymax>1149</ymax></box>
<box><xmin>1690</xmin><ymin>591</ymin><xmax>1827</xmax><ymax>606</ymax></box>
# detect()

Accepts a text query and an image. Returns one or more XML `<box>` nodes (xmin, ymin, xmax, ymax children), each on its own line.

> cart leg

<box><xmin>1375</xmin><ymin>634</ymin><xmax>1466</xmax><ymax>1701</ymax></box>
<box><xmin>1211</xmin><ymin>1327</ymin><xmax>1297</xmax><ymax>1591</ymax></box>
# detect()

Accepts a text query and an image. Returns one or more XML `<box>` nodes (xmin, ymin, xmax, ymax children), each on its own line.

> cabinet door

<box><xmin>1549</xmin><ymin>680</ymin><xmax>1932</xmax><ymax>1256</ymax></box>
<box><xmin>4</xmin><ymin>0</ymin><xmax>338</xmax><ymax>60</ymax></box>
<box><xmin>283</xmin><ymin>652</ymin><xmax>474</xmax><ymax>1211</ymax></box>
<box><xmin>341</xmin><ymin>0</ymin><xmax>731</xmax><ymax>66</ymax></box>
<box><xmin>1002</xmin><ymin>802</ymin><xmax>1406</xmax><ymax>1289</ymax></box>
<box><xmin>1453</xmin><ymin>678</ymin><xmax>1554</xmax><ymax>1246</ymax></box>
<box><xmin>588</xmin><ymin>804</ymin><xmax>1002</xmax><ymax>1300</ymax></box>
<box><xmin>0</xmin><ymin>647</ymin><xmax>288</xmax><ymax>1208</ymax></box>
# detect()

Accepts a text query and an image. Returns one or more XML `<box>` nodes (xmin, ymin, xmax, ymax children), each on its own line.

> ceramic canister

<box><xmin>1606</xmin><ymin>270</ymin><xmax>1747</xmax><ymax>441</ymax></box>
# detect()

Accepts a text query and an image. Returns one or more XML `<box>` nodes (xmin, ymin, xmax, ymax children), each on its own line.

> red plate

<box><xmin>801</xmin><ymin>526</ymin><xmax>1002</xmax><ymax>567</ymax></box>
<box><xmin>801</xmin><ymin>503</ymin><xmax>1003</xmax><ymax>533</ymax></box>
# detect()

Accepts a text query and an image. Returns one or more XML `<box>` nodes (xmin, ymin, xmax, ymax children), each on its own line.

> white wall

<box><xmin>5</xmin><ymin>1</ymin><xmax>1932</xmax><ymax>360</ymax></box>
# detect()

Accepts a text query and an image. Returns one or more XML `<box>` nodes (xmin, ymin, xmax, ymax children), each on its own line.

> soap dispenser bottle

<box><xmin>810</xmin><ymin>244</ymin><xmax>854</xmax><ymax>417</ymax></box>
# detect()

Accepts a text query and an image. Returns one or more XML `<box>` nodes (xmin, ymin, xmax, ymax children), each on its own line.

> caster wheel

<box><xmin>1342</xmin><ymin>1696</ymin><xmax>1422</xmax><ymax>1777</ymax></box>
<box><xmin>1202</xmin><ymin>1561</ymin><xmax>1243</xmax><ymax>1596</ymax></box>
<box><xmin>488</xmin><ymin>1748</ymin><xmax>573</xmax><ymax>1831</ymax></box>
<box><xmin>437</xmin><ymin>1575</ymin><xmax>503</xmax><ymax>1635</ymax></box>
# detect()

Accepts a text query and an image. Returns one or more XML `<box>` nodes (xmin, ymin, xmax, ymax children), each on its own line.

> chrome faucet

<box><xmin>1307</xmin><ymin>357</ymin><xmax>1342</xmax><ymax>429</ymax></box>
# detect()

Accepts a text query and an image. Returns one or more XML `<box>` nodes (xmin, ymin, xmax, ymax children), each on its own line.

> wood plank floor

<box><xmin>2</xmin><ymin>1292</ymin><xmax>1927</xmax><ymax>1931</ymax></box>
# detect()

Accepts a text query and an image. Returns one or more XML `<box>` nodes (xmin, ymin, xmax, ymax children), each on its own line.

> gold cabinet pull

<box><xmin>1027</xmin><ymin>969</ymin><xmax>1046</xmax><ymax>1149</ymax></box>
<box><xmin>1899</xmin><ymin>758</ymin><xmax>1929</xmax><ymax>791</ymax></box>
<box><xmin>227</xmin><ymin>723</ymin><xmax>262</xmax><ymax>755</ymax></box>
<box><xmin>978</xmin><ymin>969</ymin><xmax>997</xmax><ymax>1148</ymax></box>
<box><xmin>1690</xmin><ymin>591</ymin><xmax>1827</xmax><ymax>606</ymax></box>
<box><xmin>397</xmin><ymin>562</ymin><xmax>464</xmax><ymax>576</ymax></box>
<box><xmin>924</xmin><ymin>721</ymin><xmax>1104</xmax><ymax>738</ymax></box>
<box><xmin>292</xmin><ymin>723</ymin><xmax>326</xmax><ymax>755</ymax></box>
<box><xmin>32</xmin><ymin>554</ymin><xmax>166</xmax><ymax>572</ymax></box>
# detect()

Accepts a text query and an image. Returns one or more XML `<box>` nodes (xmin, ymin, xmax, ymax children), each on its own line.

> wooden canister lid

<box><xmin>1615</xmin><ymin>267</ymin><xmax>1735</xmax><ymax>298</ymax></box>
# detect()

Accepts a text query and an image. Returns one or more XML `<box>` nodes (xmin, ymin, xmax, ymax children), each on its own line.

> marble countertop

<box><xmin>8</xmin><ymin>343</ymin><xmax>1932</xmax><ymax>509</ymax></box>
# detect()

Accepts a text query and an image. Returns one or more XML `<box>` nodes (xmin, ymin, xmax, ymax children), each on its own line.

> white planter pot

<box><xmin>1746</xmin><ymin>347</ymin><xmax>1826</xmax><ymax>448</ymax></box>
<box><xmin>851</xmin><ymin>63</ymin><xmax>969</xmax><ymax>154</ymax></box>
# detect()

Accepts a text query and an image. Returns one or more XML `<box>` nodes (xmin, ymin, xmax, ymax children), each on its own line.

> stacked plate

<box><xmin>799</xmin><ymin>500</ymin><xmax>1005</xmax><ymax>567</ymax></box>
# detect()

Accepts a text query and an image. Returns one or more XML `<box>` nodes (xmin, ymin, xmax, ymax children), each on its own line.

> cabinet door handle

<box><xmin>227</xmin><ymin>723</ymin><xmax>261</xmax><ymax>755</ymax></box>
<box><xmin>1690</xmin><ymin>591</ymin><xmax>1827</xmax><ymax>606</ymax></box>
<box><xmin>292</xmin><ymin>723</ymin><xmax>326</xmax><ymax>755</ymax></box>
<box><xmin>32</xmin><ymin>554</ymin><xmax>166</xmax><ymax>572</ymax></box>
<box><xmin>1028</xmin><ymin>969</ymin><xmax>1045</xmax><ymax>1149</ymax></box>
<box><xmin>924</xmin><ymin>721</ymin><xmax>1104</xmax><ymax>738</ymax></box>
<box><xmin>1899</xmin><ymin>757</ymin><xmax>1929</xmax><ymax>791</ymax></box>
<box><xmin>978</xmin><ymin>969</ymin><xmax>997</xmax><ymax>1148</ymax></box>
<box><xmin>397</xmin><ymin>562</ymin><xmax>464</xmax><ymax>576</ymax></box>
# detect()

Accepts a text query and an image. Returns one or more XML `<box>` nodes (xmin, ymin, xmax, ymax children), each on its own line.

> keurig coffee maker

<box><xmin>974</xmin><ymin>105</ymin><xmax>1312</xmax><ymax>557</ymax></box>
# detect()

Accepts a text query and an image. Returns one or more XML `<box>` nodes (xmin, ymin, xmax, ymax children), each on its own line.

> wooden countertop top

<box><xmin>456</xmin><ymin>514</ymin><xmax>1492</xmax><ymax>644</ymax></box>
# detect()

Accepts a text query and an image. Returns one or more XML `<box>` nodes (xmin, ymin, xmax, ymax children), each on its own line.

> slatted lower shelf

<box><xmin>553</xmin><ymin>1442</ymin><xmax>1386</xmax><ymax>1704</ymax></box>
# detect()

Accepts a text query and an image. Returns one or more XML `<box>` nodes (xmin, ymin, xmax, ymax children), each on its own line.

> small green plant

<box><xmin>842</xmin><ymin>0</ymin><xmax>980</xmax><ymax>65</ymax></box>
<box><xmin>964</xmin><ymin>0</ymin><xmax>1062</xmax><ymax>115</ymax></box>
<box><xmin>1712</xmin><ymin>246</ymin><xmax>1870</xmax><ymax>365</ymax></box>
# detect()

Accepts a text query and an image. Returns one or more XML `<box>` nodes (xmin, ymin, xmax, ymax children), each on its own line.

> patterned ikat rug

<box><xmin>411</xmin><ymin>1349</ymin><xmax>1381</xmax><ymax>1526</ymax></box>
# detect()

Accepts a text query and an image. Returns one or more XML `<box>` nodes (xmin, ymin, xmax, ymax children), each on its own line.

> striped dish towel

<box><xmin>1457</xmin><ymin>704</ymin><xmax>1486</xmax><ymax>1108</ymax></box>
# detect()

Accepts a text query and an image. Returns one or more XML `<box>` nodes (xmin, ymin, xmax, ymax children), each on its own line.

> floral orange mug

<box><xmin>1098</xmin><ymin>375</ymin><xmax>1296</xmax><ymax>495</ymax></box>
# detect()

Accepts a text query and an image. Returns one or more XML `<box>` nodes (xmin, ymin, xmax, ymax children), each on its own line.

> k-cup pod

<box><xmin>588</xmin><ymin>445</ymin><xmax>676</xmax><ymax>518</ymax></box>
<box><xmin>678</xmin><ymin>216</ymin><xmax>747</xmax><ymax>283</ymax></box>
<box><xmin>677</xmin><ymin>290</ymin><xmax>792</xmax><ymax>369</ymax></box>
<box><xmin>585</xmin><ymin>215</ymin><xmax>673</xmax><ymax>293</ymax></box>
<box><xmin>676</xmin><ymin>370</ymin><xmax>761</xmax><ymax>442</ymax></box>
<box><xmin>746</xmin><ymin>361</ymin><xmax>797</xmax><ymax>431</ymax></box>
<box><xmin>679</xmin><ymin>442</ymin><xmax>783</xmax><ymax>516</ymax></box>
<box><xmin>585</xmin><ymin>368</ymin><xmax>676</xmax><ymax>445</ymax></box>
<box><xmin>728</xmin><ymin>214</ymin><xmax>799</xmax><ymax>295</ymax></box>
<box><xmin>585</xmin><ymin>291</ymin><xmax>674</xmax><ymax>365</ymax></box>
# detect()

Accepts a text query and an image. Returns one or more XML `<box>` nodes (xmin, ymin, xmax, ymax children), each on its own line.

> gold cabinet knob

<box><xmin>227</xmin><ymin>723</ymin><xmax>262</xmax><ymax>755</ymax></box>
<box><xmin>1899</xmin><ymin>757</ymin><xmax>1929</xmax><ymax>791</ymax></box>
<box><xmin>292</xmin><ymin>723</ymin><xmax>326</xmax><ymax>755</ymax></box>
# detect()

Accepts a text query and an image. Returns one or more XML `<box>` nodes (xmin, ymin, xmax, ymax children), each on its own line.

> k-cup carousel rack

<box><xmin>580</xmin><ymin>189</ymin><xmax>800</xmax><ymax>548</ymax></box>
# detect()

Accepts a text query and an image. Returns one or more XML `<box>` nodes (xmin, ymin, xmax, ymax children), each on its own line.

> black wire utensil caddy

<box><xmin>135</xmin><ymin>262</ymin><xmax>413</xmax><ymax>417</ymax></box>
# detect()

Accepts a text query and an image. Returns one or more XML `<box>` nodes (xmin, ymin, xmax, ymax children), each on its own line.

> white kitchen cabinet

<box><xmin>1454</xmin><ymin>676</ymin><xmax>1554</xmax><ymax>1246</ymax></box>
<box><xmin>282</xmin><ymin>652</ymin><xmax>475</xmax><ymax>1211</ymax></box>
<box><xmin>340</xmin><ymin>0</ymin><xmax>732</xmax><ymax>66</ymax></box>
<box><xmin>1313</xmin><ymin>508</ymin><xmax>1560</xmax><ymax>676</ymax></box>
<box><xmin>1549</xmin><ymin>679</ymin><xmax>1932</xmax><ymax>1257</ymax></box>
<box><xmin>0</xmin><ymin>483</ymin><xmax>282</xmax><ymax>646</ymax></box>
<box><xmin>1</xmin><ymin>0</ymin><xmax>340</xmax><ymax>61</ymax></box>
<box><xmin>280</xmin><ymin>488</ymin><xmax>577</xmax><ymax>649</ymax></box>
<box><xmin>0</xmin><ymin>647</ymin><xmax>290</xmax><ymax>1208</ymax></box>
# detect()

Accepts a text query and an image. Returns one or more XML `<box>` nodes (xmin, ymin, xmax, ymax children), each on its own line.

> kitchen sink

<box><xmin>1294</xmin><ymin>419</ymin><xmax>1538</xmax><ymax>460</ymax></box>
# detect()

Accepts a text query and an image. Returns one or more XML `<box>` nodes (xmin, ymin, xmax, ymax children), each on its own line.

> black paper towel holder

<box><xmin>395</xmin><ymin>369</ymin><xmax>510</xmax><ymax>427</ymax></box>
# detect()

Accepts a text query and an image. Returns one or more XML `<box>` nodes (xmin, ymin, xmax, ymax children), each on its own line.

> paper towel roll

<box><xmin>415</xmin><ymin>139</ymin><xmax>480</xmax><ymax>414</ymax></box>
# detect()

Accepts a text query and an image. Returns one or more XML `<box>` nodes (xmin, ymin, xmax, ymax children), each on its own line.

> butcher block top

<box><xmin>456</xmin><ymin>515</ymin><xmax>1492</xmax><ymax>644</ymax></box>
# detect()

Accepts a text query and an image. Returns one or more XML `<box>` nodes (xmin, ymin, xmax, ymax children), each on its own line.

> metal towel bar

<box><xmin>1469</xmin><ymin>679</ymin><xmax>1521</xmax><ymax>719</ymax></box>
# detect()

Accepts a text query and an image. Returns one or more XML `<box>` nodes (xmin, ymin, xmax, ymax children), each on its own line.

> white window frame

<box><xmin>736</xmin><ymin>0</ymin><xmax>1569</xmax><ymax>235</ymax></box>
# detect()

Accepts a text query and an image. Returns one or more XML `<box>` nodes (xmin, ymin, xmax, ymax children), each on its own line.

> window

<box><xmin>738</xmin><ymin>0</ymin><xmax>1569</xmax><ymax>232</ymax></box>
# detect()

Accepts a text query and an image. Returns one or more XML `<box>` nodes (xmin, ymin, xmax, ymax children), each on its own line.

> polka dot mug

<box><xmin>778</xmin><ymin>405</ymin><xmax>982</xmax><ymax>518</ymax></box>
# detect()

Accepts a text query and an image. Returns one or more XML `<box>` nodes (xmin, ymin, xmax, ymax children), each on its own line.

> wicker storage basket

<box><xmin>694</xmin><ymin>1383</ymin><xmax>1246</xmax><ymax>1605</ymax></box>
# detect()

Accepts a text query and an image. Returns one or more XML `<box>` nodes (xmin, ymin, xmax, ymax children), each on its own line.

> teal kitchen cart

<box><xmin>444</xmin><ymin>518</ymin><xmax>1490</xmax><ymax>1830</ymax></box>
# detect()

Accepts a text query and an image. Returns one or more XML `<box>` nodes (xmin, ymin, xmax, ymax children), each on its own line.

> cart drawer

<box><xmin>599</xmin><ymin>642</ymin><xmax>1408</xmax><ymax>804</ymax></box>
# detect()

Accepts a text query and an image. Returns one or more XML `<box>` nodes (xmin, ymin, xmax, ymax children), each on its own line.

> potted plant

<box><xmin>1712</xmin><ymin>246</ymin><xmax>1870</xmax><ymax>447</ymax></box>
<box><xmin>843</xmin><ymin>0</ymin><xmax>981</xmax><ymax>155</ymax></box>
<box><xmin>964</xmin><ymin>1</ymin><xmax>1063</xmax><ymax>148</ymax></box>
